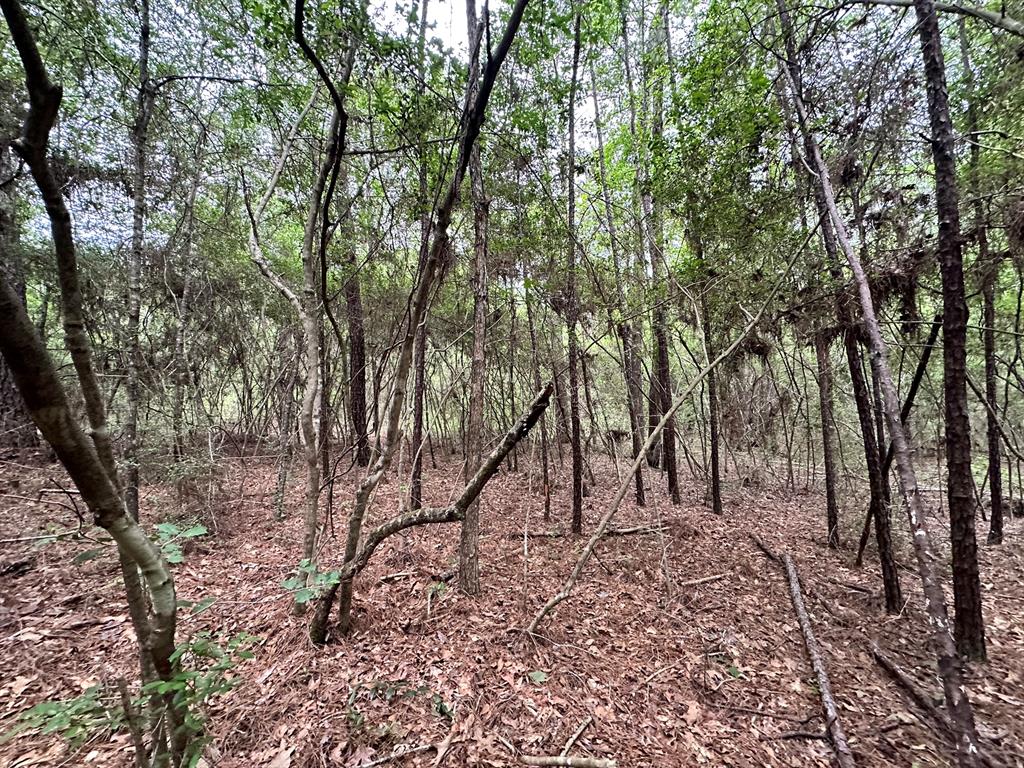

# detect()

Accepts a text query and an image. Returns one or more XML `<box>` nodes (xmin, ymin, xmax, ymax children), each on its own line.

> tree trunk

<box><xmin>646</xmin><ymin>13</ymin><xmax>679</xmax><ymax>505</ymax></box>
<box><xmin>460</xmin><ymin>0</ymin><xmax>487</xmax><ymax>596</ymax></box>
<box><xmin>567</xmin><ymin>14</ymin><xmax>584</xmax><ymax>535</ymax></box>
<box><xmin>0</xmin><ymin>4</ymin><xmax>187</xmax><ymax>755</ymax></box>
<box><xmin>343</xmin><ymin>170</ymin><xmax>369</xmax><ymax>466</ymax></box>
<box><xmin>959</xmin><ymin>20</ymin><xmax>1002</xmax><ymax>546</ymax></box>
<box><xmin>125</xmin><ymin>0</ymin><xmax>155</xmax><ymax>523</ymax></box>
<box><xmin>311</xmin><ymin>0</ymin><xmax>531</xmax><ymax>641</ymax></box>
<box><xmin>171</xmin><ymin>148</ymin><xmax>202</xmax><ymax>466</ymax></box>
<box><xmin>912</xmin><ymin>0</ymin><xmax>986</xmax><ymax>661</ymax></box>
<box><xmin>409</xmin><ymin>0</ymin><xmax>431</xmax><ymax>512</ymax></box>
<box><xmin>845</xmin><ymin>331</ymin><xmax>902</xmax><ymax>612</ymax></box>
<box><xmin>526</xmin><ymin>281</ymin><xmax>551</xmax><ymax>520</ymax></box>
<box><xmin>856</xmin><ymin>314</ymin><xmax>943</xmax><ymax>564</ymax></box>
<box><xmin>589</xmin><ymin>62</ymin><xmax>645</xmax><ymax>507</ymax></box>
<box><xmin>0</xmin><ymin>142</ymin><xmax>37</xmax><ymax>451</ymax></box>
<box><xmin>814</xmin><ymin>332</ymin><xmax>840</xmax><ymax>547</ymax></box>
<box><xmin>702</xmin><ymin>294</ymin><xmax>722</xmax><ymax>514</ymax></box>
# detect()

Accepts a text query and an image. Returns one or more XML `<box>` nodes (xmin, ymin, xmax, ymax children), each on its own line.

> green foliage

<box><xmin>2</xmin><ymin>685</ymin><xmax>123</xmax><ymax>748</ymax></box>
<box><xmin>527</xmin><ymin>669</ymin><xmax>549</xmax><ymax>684</ymax></box>
<box><xmin>281</xmin><ymin>558</ymin><xmax>341</xmax><ymax>604</ymax></box>
<box><xmin>144</xmin><ymin>631</ymin><xmax>258</xmax><ymax>761</ymax></box>
<box><xmin>154</xmin><ymin>520</ymin><xmax>209</xmax><ymax>565</ymax></box>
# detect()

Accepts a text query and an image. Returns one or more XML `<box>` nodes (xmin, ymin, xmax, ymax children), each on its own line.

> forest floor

<box><xmin>2</xmin><ymin>449</ymin><xmax>1024</xmax><ymax>768</ymax></box>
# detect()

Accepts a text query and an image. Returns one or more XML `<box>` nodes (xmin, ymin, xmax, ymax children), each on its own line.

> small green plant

<box><xmin>154</xmin><ymin>520</ymin><xmax>208</xmax><ymax>564</ymax></box>
<box><xmin>281</xmin><ymin>558</ymin><xmax>340</xmax><ymax>604</ymax></box>
<box><xmin>2</xmin><ymin>684</ymin><xmax>123</xmax><ymax>747</ymax></box>
<box><xmin>143</xmin><ymin>631</ymin><xmax>258</xmax><ymax>761</ymax></box>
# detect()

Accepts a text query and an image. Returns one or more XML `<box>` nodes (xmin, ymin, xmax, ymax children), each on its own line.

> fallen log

<box><xmin>520</xmin><ymin>757</ymin><xmax>616</xmax><ymax>768</ymax></box>
<box><xmin>752</xmin><ymin>535</ymin><xmax>856</xmax><ymax>768</ymax></box>
<box><xmin>782</xmin><ymin>553</ymin><xmax>857</xmax><ymax>768</ymax></box>
<box><xmin>870</xmin><ymin>645</ymin><xmax>1002</xmax><ymax>768</ymax></box>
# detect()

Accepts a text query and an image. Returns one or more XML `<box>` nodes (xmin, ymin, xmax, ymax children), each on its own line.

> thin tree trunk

<box><xmin>912</xmin><ymin>0</ymin><xmax>986</xmax><ymax>661</ymax></box>
<box><xmin>647</xmin><ymin>13</ymin><xmax>679</xmax><ymax>505</ymax></box>
<box><xmin>0</xmin><ymin>5</ymin><xmax>186</xmax><ymax>757</ymax></box>
<box><xmin>460</xmin><ymin>0</ymin><xmax>487</xmax><ymax>596</ymax></box>
<box><xmin>343</xmin><ymin>170</ymin><xmax>369</xmax><ymax>466</ymax></box>
<box><xmin>311</xmin><ymin>0</ymin><xmax>530</xmax><ymax>641</ymax></box>
<box><xmin>0</xmin><ymin>142</ymin><xmax>37</xmax><ymax>450</ymax></box>
<box><xmin>410</xmin><ymin>0</ymin><xmax>431</xmax><ymax>512</ymax></box>
<box><xmin>125</xmin><ymin>0</ymin><xmax>155</xmax><ymax>523</ymax></box>
<box><xmin>856</xmin><ymin>314</ymin><xmax>942</xmax><ymax>564</ymax></box>
<box><xmin>566</xmin><ymin>14</ymin><xmax>584</xmax><ymax>534</ymax></box>
<box><xmin>526</xmin><ymin>281</ymin><xmax>551</xmax><ymax>520</ymax></box>
<box><xmin>702</xmin><ymin>291</ymin><xmax>722</xmax><ymax>514</ymax></box>
<box><xmin>814</xmin><ymin>333</ymin><xmax>840</xmax><ymax>547</ymax></box>
<box><xmin>959</xmin><ymin>20</ymin><xmax>1002</xmax><ymax>545</ymax></box>
<box><xmin>589</xmin><ymin>62</ymin><xmax>645</xmax><ymax>507</ymax></box>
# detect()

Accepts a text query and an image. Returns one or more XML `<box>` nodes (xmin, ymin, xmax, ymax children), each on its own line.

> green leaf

<box><xmin>190</xmin><ymin>597</ymin><xmax>216</xmax><ymax>616</ymax></box>
<box><xmin>164</xmin><ymin>544</ymin><xmax>184</xmax><ymax>564</ymax></box>
<box><xmin>180</xmin><ymin>525</ymin><xmax>208</xmax><ymax>538</ymax></box>
<box><xmin>156</xmin><ymin>522</ymin><xmax>180</xmax><ymax>538</ymax></box>
<box><xmin>527</xmin><ymin>670</ymin><xmax>548</xmax><ymax>684</ymax></box>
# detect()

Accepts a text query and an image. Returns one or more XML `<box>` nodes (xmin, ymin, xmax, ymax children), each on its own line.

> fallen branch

<box><xmin>355</xmin><ymin>744</ymin><xmax>434</xmax><ymax>768</ymax></box>
<box><xmin>560</xmin><ymin>716</ymin><xmax>593</xmax><ymax>755</ymax></box>
<box><xmin>525</xmin><ymin>226</ymin><xmax>816</xmax><ymax>635</ymax></box>
<box><xmin>870</xmin><ymin>645</ymin><xmax>1007</xmax><ymax>768</ymax></box>
<box><xmin>676</xmin><ymin>573</ymin><xmax>727</xmax><ymax>589</ymax></box>
<box><xmin>506</xmin><ymin>524</ymin><xmax>665</xmax><ymax>540</ymax></box>
<box><xmin>782</xmin><ymin>553</ymin><xmax>856</xmax><ymax>768</ymax></box>
<box><xmin>760</xmin><ymin>730</ymin><xmax>827</xmax><ymax>741</ymax></box>
<box><xmin>871</xmin><ymin>644</ymin><xmax>950</xmax><ymax>727</ymax></box>
<box><xmin>752</xmin><ymin>535</ymin><xmax>856</xmax><ymax>768</ymax></box>
<box><xmin>604</xmin><ymin>524</ymin><xmax>665</xmax><ymax>536</ymax></box>
<box><xmin>750</xmin><ymin>532</ymin><xmax>781</xmax><ymax>563</ymax></box>
<box><xmin>309</xmin><ymin>383</ymin><xmax>552</xmax><ymax>642</ymax></box>
<box><xmin>520</xmin><ymin>757</ymin><xmax>616</xmax><ymax>768</ymax></box>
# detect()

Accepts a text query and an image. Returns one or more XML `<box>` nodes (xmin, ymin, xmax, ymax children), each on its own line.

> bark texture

<box><xmin>913</xmin><ymin>0</ymin><xmax>986</xmax><ymax>661</ymax></box>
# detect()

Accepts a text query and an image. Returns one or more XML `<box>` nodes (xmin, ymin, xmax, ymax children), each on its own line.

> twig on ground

<box><xmin>561</xmin><ymin>716</ymin><xmax>593</xmax><ymax>755</ymax></box>
<box><xmin>355</xmin><ymin>744</ymin><xmax>434</xmax><ymax>767</ymax></box>
<box><xmin>760</xmin><ymin>729</ymin><xmax>828</xmax><ymax>741</ymax></box>
<box><xmin>704</xmin><ymin>701</ymin><xmax>822</xmax><ymax>724</ymax></box>
<box><xmin>676</xmin><ymin>573</ymin><xmax>727</xmax><ymax>589</ymax></box>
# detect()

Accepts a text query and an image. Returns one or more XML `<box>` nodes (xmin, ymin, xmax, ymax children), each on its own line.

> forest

<box><xmin>1</xmin><ymin>0</ymin><xmax>1024</xmax><ymax>763</ymax></box>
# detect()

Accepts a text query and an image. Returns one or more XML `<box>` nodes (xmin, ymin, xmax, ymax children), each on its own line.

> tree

<box><xmin>459</xmin><ymin>0</ymin><xmax>488</xmax><ymax>595</ymax></box>
<box><xmin>912</xmin><ymin>0</ymin><xmax>986</xmax><ymax>661</ymax></box>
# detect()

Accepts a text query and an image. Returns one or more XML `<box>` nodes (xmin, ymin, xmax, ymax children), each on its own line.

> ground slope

<box><xmin>1</xmin><ymin>452</ymin><xmax>1022</xmax><ymax>767</ymax></box>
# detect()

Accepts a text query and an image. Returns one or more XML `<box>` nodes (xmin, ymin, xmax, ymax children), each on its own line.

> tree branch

<box><xmin>839</xmin><ymin>0</ymin><xmax>1024</xmax><ymax>38</ymax></box>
